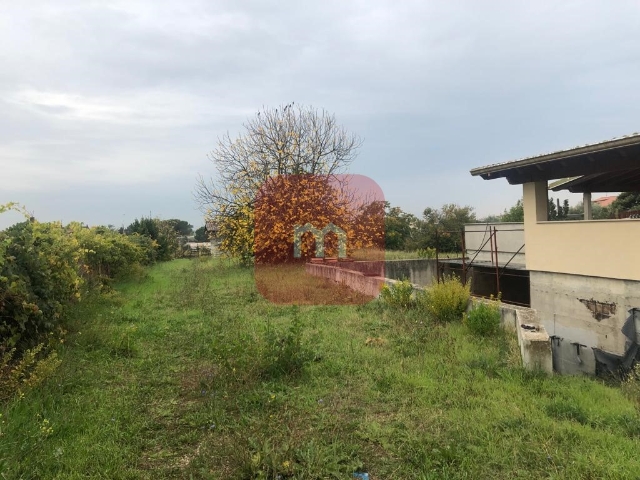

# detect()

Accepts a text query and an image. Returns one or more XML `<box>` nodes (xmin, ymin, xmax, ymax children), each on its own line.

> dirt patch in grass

<box><xmin>255</xmin><ymin>263</ymin><xmax>374</xmax><ymax>305</ymax></box>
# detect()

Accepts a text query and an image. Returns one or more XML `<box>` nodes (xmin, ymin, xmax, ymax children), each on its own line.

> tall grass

<box><xmin>1</xmin><ymin>257</ymin><xmax>638</xmax><ymax>479</ymax></box>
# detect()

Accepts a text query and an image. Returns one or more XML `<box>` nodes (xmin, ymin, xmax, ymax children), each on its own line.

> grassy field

<box><xmin>384</xmin><ymin>251</ymin><xmax>460</xmax><ymax>261</ymax></box>
<box><xmin>1</xmin><ymin>258</ymin><xmax>639</xmax><ymax>479</ymax></box>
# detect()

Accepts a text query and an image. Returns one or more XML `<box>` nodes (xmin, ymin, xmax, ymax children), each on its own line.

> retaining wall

<box><xmin>305</xmin><ymin>263</ymin><xmax>385</xmax><ymax>298</ymax></box>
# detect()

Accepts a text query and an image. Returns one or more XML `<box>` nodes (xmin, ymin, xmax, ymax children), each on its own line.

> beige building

<box><xmin>471</xmin><ymin>133</ymin><xmax>640</xmax><ymax>375</ymax></box>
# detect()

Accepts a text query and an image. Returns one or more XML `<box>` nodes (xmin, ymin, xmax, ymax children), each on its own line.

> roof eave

<box><xmin>470</xmin><ymin>133</ymin><xmax>640</xmax><ymax>179</ymax></box>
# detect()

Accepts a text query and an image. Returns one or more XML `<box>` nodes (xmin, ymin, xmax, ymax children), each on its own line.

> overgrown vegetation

<box><xmin>622</xmin><ymin>364</ymin><xmax>640</xmax><ymax>411</ymax></box>
<box><xmin>465</xmin><ymin>297</ymin><xmax>502</xmax><ymax>336</ymax></box>
<box><xmin>261</xmin><ymin>315</ymin><xmax>316</xmax><ymax>379</ymax></box>
<box><xmin>0</xmin><ymin>204</ymin><xmax>188</xmax><ymax>403</ymax></box>
<box><xmin>417</xmin><ymin>276</ymin><xmax>471</xmax><ymax>323</ymax></box>
<box><xmin>379</xmin><ymin>276</ymin><xmax>471</xmax><ymax>325</ymax></box>
<box><xmin>1</xmin><ymin>258</ymin><xmax>638</xmax><ymax>478</ymax></box>
<box><xmin>379</xmin><ymin>279</ymin><xmax>414</xmax><ymax>308</ymax></box>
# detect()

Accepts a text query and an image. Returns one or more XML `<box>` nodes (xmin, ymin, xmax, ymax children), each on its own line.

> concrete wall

<box><xmin>383</xmin><ymin>259</ymin><xmax>438</xmax><ymax>286</ymax></box>
<box><xmin>339</xmin><ymin>258</ymin><xmax>530</xmax><ymax>306</ymax></box>
<box><xmin>523</xmin><ymin>181</ymin><xmax>640</xmax><ymax>281</ymax></box>
<box><xmin>465</xmin><ymin>223</ymin><xmax>525</xmax><ymax>266</ymax></box>
<box><xmin>467</xmin><ymin>297</ymin><xmax>553</xmax><ymax>375</ymax></box>
<box><xmin>305</xmin><ymin>263</ymin><xmax>385</xmax><ymax>298</ymax></box>
<box><xmin>530</xmin><ymin>270</ymin><xmax>640</xmax><ymax>374</ymax></box>
<box><xmin>335</xmin><ymin>261</ymin><xmax>384</xmax><ymax>277</ymax></box>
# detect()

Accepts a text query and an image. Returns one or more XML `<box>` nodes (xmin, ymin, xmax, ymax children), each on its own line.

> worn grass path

<box><xmin>1</xmin><ymin>258</ymin><xmax>639</xmax><ymax>479</ymax></box>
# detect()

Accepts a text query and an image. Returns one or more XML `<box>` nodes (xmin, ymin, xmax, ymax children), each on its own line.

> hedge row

<box><xmin>0</xmin><ymin>205</ymin><xmax>163</xmax><ymax>349</ymax></box>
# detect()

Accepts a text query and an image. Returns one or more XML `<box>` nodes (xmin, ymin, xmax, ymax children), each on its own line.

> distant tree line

<box><xmin>384</xmin><ymin>192</ymin><xmax>640</xmax><ymax>252</ymax></box>
<box><xmin>384</xmin><ymin>202</ymin><xmax>475</xmax><ymax>252</ymax></box>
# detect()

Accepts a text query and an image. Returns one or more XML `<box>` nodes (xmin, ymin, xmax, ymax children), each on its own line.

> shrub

<box><xmin>0</xmin><ymin>219</ymin><xmax>83</xmax><ymax>347</ymax></box>
<box><xmin>465</xmin><ymin>298</ymin><xmax>501</xmax><ymax>336</ymax></box>
<box><xmin>71</xmin><ymin>224</ymin><xmax>145</xmax><ymax>284</ymax></box>
<box><xmin>0</xmin><ymin>341</ymin><xmax>62</xmax><ymax>402</ymax></box>
<box><xmin>417</xmin><ymin>247</ymin><xmax>436</xmax><ymax>259</ymax></box>
<box><xmin>128</xmin><ymin>233</ymin><xmax>160</xmax><ymax>265</ymax></box>
<box><xmin>0</xmin><ymin>204</ymin><xmax>175</xmax><ymax>403</ymax></box>
<box><xmin>261</xmin><ymin>316</ymin><xmax>314</xmax><ymax>378</ymax></box>
<box><xmin>622</xmin><ymin>363</ymin><xmax>640</xmax><ymax>410</ymax></box>
<box><xmin>380</xmin><ymin>279</ymin><xmax>414</xmax><ymax>308</ymax></box>
<box><xmin>418</xmin><ymin>276</ymin><xmax>469</xmax><ymax>323</ymax></box>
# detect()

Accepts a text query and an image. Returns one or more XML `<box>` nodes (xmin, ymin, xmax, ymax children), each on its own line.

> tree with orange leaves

<box><xmin>254</xmin><ymin>174</ymin><xmax>384</xmax><ymax>264</ymax></box>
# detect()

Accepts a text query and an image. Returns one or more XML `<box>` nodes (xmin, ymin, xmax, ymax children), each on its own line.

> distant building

<box><xmin>205</xmin><ymin>220</ymin><xmax>221</xmax><ymax>256</ymax></box>
<box><xmin>593</xmin><ymin>195</ymin><xmax>617</xmax><ymax>208</ymax></box>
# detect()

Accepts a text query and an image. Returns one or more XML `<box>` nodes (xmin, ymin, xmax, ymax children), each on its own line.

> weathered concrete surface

<box><xmin>550</xmin><ymin>336</ymin><xmax>597</xmax><ymax>376</ymax></box>
<box><xmin>305</xmin><ymin>263</ymin><xmax>384</xmax><ymax>298</ymax></box>
<box><xmin>515</xmin><ymin>308</ymin><xmax>553</xmax><ymax>374</ymax></box>
<box><xmin>467</xmin><ymin>298</ymin><xmax>552</xmax><ymax>373</ymax></box>
<box><xmin>465</xmin><ymin>222</ymin><xmax>525</xmax><ymax>266</ymax></box>
<box><xmin>383</xmin><ymin>259</ymin><xmax>438</xmax><ymax>286</ymax></box>
<box><xmin>336</xmin><ymin>260</ymin><xmax>384</xmax><ymax>277</ymax></box>
<box><xmin>530</xmin><ymin>270</ymin><xmax>640</xmax><ymax>375</ymax></box>
<box><xmin>530</xmin><ymin>271</ymin><xmax>640</xmax><ymax>354</ymax></box>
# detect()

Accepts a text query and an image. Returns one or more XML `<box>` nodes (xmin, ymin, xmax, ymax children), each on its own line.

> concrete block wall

<box><xmin>530</xmin><ymin>270</ymin><xmax>640</xmax><ymax>375</ymax></box>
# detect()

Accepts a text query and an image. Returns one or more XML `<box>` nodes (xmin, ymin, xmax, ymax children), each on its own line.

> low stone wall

<box><xmin>305</xmin><ymin>263</ymin><xmax>385</xmax><ymax>298</ymax></box>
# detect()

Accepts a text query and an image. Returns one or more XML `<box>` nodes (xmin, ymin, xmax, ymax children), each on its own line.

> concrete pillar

<box><xmin>523</xmin><ymin>181</ymin><xmax>548</xmax><ymax>272</ymax></box>
<box><xmin>583</xmin><ymin>192</ymin><xmax>592</xmax><ymax>220</ymax></box>
<box><xmin>523</xmin><ymin>181</ymin><xmax>548</xmax><ymax>224</ymax></box>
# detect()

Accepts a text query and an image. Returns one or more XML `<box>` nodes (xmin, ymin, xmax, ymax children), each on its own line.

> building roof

<box><xmin>593</xmin><ymin>195</ymin><xmax>618</xmax><ymax>207</ymax></box>
<box><xmin>470</xmin><ymin>133</ymin><xmax>640</xmax><ymax>187</ymax></box>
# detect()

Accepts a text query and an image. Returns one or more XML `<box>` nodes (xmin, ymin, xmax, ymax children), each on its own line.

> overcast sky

<box><xmin>1</xmin><ymin>0</ymin><xmax>639</xmax><ymax>229</ymax></box>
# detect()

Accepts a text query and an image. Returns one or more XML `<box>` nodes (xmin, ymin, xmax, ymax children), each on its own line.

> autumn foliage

<box><xmin>254</xmin><ymin>174</ymin><xmax>385</xmax><ymax>264</ymax></box>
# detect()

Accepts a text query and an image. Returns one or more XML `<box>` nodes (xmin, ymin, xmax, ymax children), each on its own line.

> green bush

<box><xmin>622</xmin><ymin>364</ymin><xmax>640</xmax><ymax>410</ymax></box>
<box><xmin>0</xmin><ymin>204</ymin><xmax>180</xmax><ymax>404</ymax></box>
<box><xmin>0</xmin><ymin>219</ymin><xmax>83</xmax><ymax>347</ymax></box>
<box><xmin>418</xmin><ymin>276</ymin><xmax>469</xmax><ymax>323</ymax></box>
<box><xmin>125</xmin><ymin>217</ymin><xmax>180</xmax><ymax>261</ymax></box>
<box><xmin>128</xmin><ymin>233</ymin><xmax>160</xmax><ymax>265</ymax></box>
<box><xmin>380</xmin><ymin>279</ymin><xmax>414</xmax><ymax>308</ymax></box>
<box><xmin>261</xmin><ymin>316</ymin><xmax>314</xmax><ymax>378</ymax></box>
<box><xmin>417</xmin><ymin>247</ymin><xmax>436</xmax><ymax>259</ymax></box>
<box><xmin>71</xmin><ymin>223</ymin><xmax>145</xmax><ymax>284</ymax></box>
<box><xmin>465</xmin><ymin>299</ymin><xmax>501</xmax><ymax>336</ymax></box>
<box><xmin>0</xmin><ymin>341</ymin><xmax>62</xmax><ymax>402</ymax></box>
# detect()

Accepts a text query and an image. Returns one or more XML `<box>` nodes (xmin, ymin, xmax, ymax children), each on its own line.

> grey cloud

<box><xmin>1</xmin><ymin>0</ymin><xmax>640</xmax><ymax>229</ymax></box>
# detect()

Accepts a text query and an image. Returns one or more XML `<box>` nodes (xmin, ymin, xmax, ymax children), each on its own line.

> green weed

<box><xmin>417</xmin><ymin>275</ymin><xmax>470</xmax><ymax>323</ymax></box>
<box><xmin>379</xmin><ymin>279</ymin><xmax>414</xmax><ymax>309</ymax></box>
<box><xmin>465</xmin><ymin>297</ymin><xmax>501</xmax><ymax>336</ymax></box>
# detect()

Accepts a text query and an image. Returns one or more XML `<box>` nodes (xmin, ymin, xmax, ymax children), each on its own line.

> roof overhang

<box><xmin>470</xmin><ymin>133</ymin><xmax>640</xmax><ymax>186</ymax></box>
<box><xmin>548</xmin><ymin>169</ymin><xmax>640</xmax><ymax>193</ymax></box>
